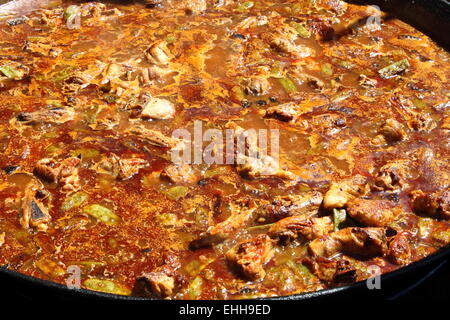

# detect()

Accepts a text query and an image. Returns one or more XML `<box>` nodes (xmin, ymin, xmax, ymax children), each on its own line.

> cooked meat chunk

<box><xmin>303</xmin><ymin>257</ymin><xmax>357</xmax><ymax>284</ymax></box>
<box><xmin>138</xmin><ymin>272</ymin><xmax>176</xmax><ymax>298</ymax></box>
<box><xmin>16</xmin><ymin>106</ymin><xmax>74</xmax><ymax>125</ymax></box>
<box><xmin>268</xmin><ymin>216</ymin><xmax>333</xmax><ymax>241</ymax></box>
<box><xmin>346</xmin><ymin>199</ymin><xmax>400</xmax><ymax>227</ymax></box>
<box><xmin>96</xmin><ymin>154</ymin><xmax>147</xmax><ymax>180</ymax></box>
<box><xmin>241</xmin><ymin>77</ymin><xmax>271</xmax><ymax>96</ymax></box>
<box><xmin>141</xmin><ymin>97</ymin><xmax>176</xmax><ymax>120</ymax></box>
<box><xmin>34</xmin><ymin>156</ymin><xmax>81</xmax><ymax>193</ymax></box>
<box><xmin>226</xmin><ymin>234</ymin><xmax>274</xmax><ymax>281</ymax></box>
<box><xmin>100</xmin><ymin>63</ymin><xmax>126</xmax><ymax>85</ymax></box>
<box><xmin>387</xmin><ymin>232</ymin><xmax>411</xmax><ymax>265</ymax></box>
<box><xmin>190</xmin><ymin>199</ymin><xmax>256</xmax><ymax>249</ymax></box>
<box><xmin>145</xmin><ymin>40</ymin><xmax>173</xmax><ymax>65</ymax></box>
<box><xmin>126</xmin><ymin>125</ymin><xmax>184</xmax><ymax>150</ymax></box>
<box><xmin>308</xmin><ymin>227</ymin><xmax>387</xmax><ymax>258</ymax></box>
<box><xmin>264</xmin><ymin>102</ymin><xmax>300</xmax><ymax>122</ymax></box>
<box><xmin>373</xmin><ymin>160</ymin><xmax>410</xmax><ymax>191</ymax></box>
<box><xmin>264</xmin><ymin>25</ymin><xmax>313</xmax><ymax>58</ymax></box>
<box><xmin>20</xmin><ymin>181</ymin><xmax>51</xmax><ymax>231</ymax></box>
<box><xmin>373</xmin><ymin>119</ymin><xmax>407</xmax><ymax>145</ymax></box>
<box><xmin>23</xmin><ymin>40</ymin><xmax>61</xmax><ymax>58</ymax></box>
<box><xmin>323</xmin><ymin>175</ymin><xmax>368</xmax><ymax>209</ymax></box>
<box><xmin>236</xmin><ymin>154</ymin><xmax>296</xmax><ymax>180</ymax></box>
<box><xmin>161</xmin><ymin>163</ymin><xmax>197</xmax><ymax>184</ymax></box>
<box><xmin>258</xmin><ymin>191</ymin><xmax>323</xmax><ymax>222</ymax></box>
<box><xmin>410</xmin><ymin>189</ymin><xmax>450</xmax><ymax>219</ymax></box>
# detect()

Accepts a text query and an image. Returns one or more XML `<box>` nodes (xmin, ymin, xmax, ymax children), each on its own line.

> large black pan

<box><xmin>0</xmin><ymin>0</ymin><xmax>449</xmax><ymax>301</ymax></box>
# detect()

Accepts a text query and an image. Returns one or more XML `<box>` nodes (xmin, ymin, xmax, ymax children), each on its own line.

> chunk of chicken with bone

<box><xmin>387</xmin><ymin>232</ymin><xmax>411</xmax><ymax>265</ymax></box>
<box><xmin>257</xmin><ymin>191</ymin><xmax>323</xmax><ymax>222</ymax></box>
<box><xmin>410</xmin><ymin>189</ymin><xmax>450</xmax><ymax>219</ymax></box>
<box><xmin>20</xmin><ymin>181</ymin><xmax>51</xmax><ymax>231</ymax></box>
<box><xmin>241</xmin><ymin>76</ymin><xmax>271</xmax><ymax>96</ymax></box>
<box><xmin>160</xmin><ymin>163</ymin><xmax>198</xmax><ymax>184</ymax></box>
<box><xmin>323</xmin><ymin>175</ymin><xmax>368</xmax><ymax>209</ymax></box>
<box><xmin>145</xmin><ymin>40</ymin><xmax>173</xmax><ymax>65</ymax></box>
<box><xmin>34</xmin><ymin>157</ymin><xmax>81</xmax><ymax>193</ymax></box>
<box><xmin>268</xmin><ymin>216</ymin><xmax>333</xmax><ymax>242</ymax></box>
<box><xmin>372</xmin><ymin>119</ymin><xmax>407</xmax><ymax>145</ymax></box>
<box><xmin>308</xmin><ymin>227</ymin><xmax>387</xmax><ymax>258</ymax></box>
<box><xmin>141</xmin><ymin>96</ymin><xmax>176</xmax><ymax>120</ymax></box>
<box><xmin>346</xmin><ymin>199</ymin><xmax>400</xmax><ymax>227</ymax></box>
<box><xmin>16</xmin><ymin>106</ymin><xmax>74</xmax><ymax>125</ymax></box>
<box><xmin>126</xmin><ymin>125</ymin><xmax>185</xmax><ymax>151</ymax></box>
<box><xmin>96</xmin><ymin>154</ymin><xmax>147</xmax><ymax>180</ymax></box>
<box><xmin>226</xmin><ymin>234</ymin><xmax>274</xmax><ymax>281</ymax></box>
<box><xmin>190</xmin><ymin>199</ymin><xmax>256</xmax><ymax>249</ymax></box>
<box><xmin>138</xmin><ymin>272</ymin><xmax>176</xmax><ymax>298</ymax></box>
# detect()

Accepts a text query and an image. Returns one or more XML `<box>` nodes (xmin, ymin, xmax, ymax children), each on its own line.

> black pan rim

<box><xmin>1</xmin><ymin>245</ymin><xmax>449</xmax><ymax>300</ymax></box>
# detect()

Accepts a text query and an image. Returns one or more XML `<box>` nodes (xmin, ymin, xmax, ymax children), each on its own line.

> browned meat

<box><xmin>140</xmin><ymin>97</ymin><xmax>176</xmax><ymax>120</ymax></box>
<box><xmin>15</xmin><ymin>106</ymin><xmax>74</xmax><ymax>125</ymax></box>
<box><xmin>20</xmin><ymin>181</ymin><xmax>51</xmax><ymax>231</ymax></box>
<box><xmin>126</xmin><ymin>125</ymin><xmax>184</xmax><ymax>150</ymax></box>
<box><xmin>190</xmin><ymin>199</ymin><xmax>257</xmax><ymax>249</ymax></box>
<box><xmin>138</xmin><ymin>272</ymin><xmax>176</xmax><ymax>298</ymax></box>
<box><xmin>160</xmin><ymin>163</ymin><xmax>198</xmax><ymax>184</ymax></box>
<box><xmin>303</xmin><ymin>257</ymin><xmax>357</xmax><ymax>284</ymax></box>
<box><xmin>323</xmin><ymin>175</ymin><xmax>368</xmax><ymax>209</ymax></box>
<box><xmin>346</xmin><ymin>199</ymin><xmax>400</xmax><ymax>227</ymax></box>
<box><xmin>241</xmin><ymin>76</ymin><xmax>271</xmax><ymax>96</ymax></box>
<box><xmin>95</xmin><ymin>154</ymin><xmax>147</xmax><ymax>180</ymax></box>
<box><xmin>237</xmin><ymin>154</ymin><xmax>296</xmax><ymax>180</ymax></box>
<box><xmin>373</xmin><ymin>160</ymin><xmax>411</xmax><ymax>191</ymax></box>
<box><xmin>264</xmin><ymin>24</ymin><xmax>314</xmax><ymax>58</ymax></box>
<box><xmin>387</xmin><ymin>232</ymin><xmax>411</xmax><ymax>265</ymax></box>
<box><xmin>225</xmin><ymin>234</ymin><xmax>274</xmax><ymax>281</ymax></box>
<box><xmin>34</xmin><ymin>156</ymin><xmax>81</xmax><ymax>193</ymax></box>
<box><xmin>258</xmin><ymin>192</ymin><xmax>323</xmax><ymax>222</ymax></box>
<box><xmin>373</xmin><ymin>119</ymin><xmax>407</xmax><ymax>145</ymax></box>
<box><xmin>23</xmin><ymin>40</ymin><xmax>61</xmax><ymax>58</ymax></box>
<box><xmin>308</xmin><ymin>227</ymin><xmax>387</xmax><ymax>258</ymax></box>
<box><xmin>145</xmin><ymin>40</ymin><xmax>173</xmax><ymax>65</ymax></box>
<box><xmin>410</xmin><ymin>189</ymin><xmax>450</xmax><ymax>219</ymax></box>
<box><xmin>268</xmin><ymin>216</ymin><xmax>333</xmax><ymax>241</ymax></box>
<box><xmin>264</xmin><ymin>102</ymin><xmax>300</xmax><ymax>122</ymax></box>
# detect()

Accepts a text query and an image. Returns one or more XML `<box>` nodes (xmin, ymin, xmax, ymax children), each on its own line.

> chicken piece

<box><xmin>126</xmin><ymin>126</ymin><xmax>185</xmax><ymax>150</ymax></box>
<box><xmin>95</xmin><ymin>154</ymin><xmax>147</xmax><ymax>180</ymax></box>
<box><xmin>16</xmin><ymin>106</ymin><xmax>74</xmax><ymax>125</ymax></box>
<box><xmin>23</xmin><ymin>40</ymin><xmax>61</xmax><ymax>58</ymax></box>
<box><xmin>373</xmin><ymin>160</ymin><xmax>411</xmax><ymax>191</ymax></box>
<box><xmin>268</xmin><ymin>216</ymin><xmax>333</xmax><ymax>241</ymax></box>
<box><xmin>141</xmin><ymin>65</ymin><xmax>174</xmax><ymax>83</ymax></box>
<box><xmin>236</xmin><ymin>154</ymin><xmax>297</xmax><ymax>180</ymax></box>
<box><xmin>34</xmin><ymin>156</ymin><xmax>81</xmax><ymax>193</ymax></box>
<box><xmin>138</xmin><ymin>272</ymin><xmax>176</xmax><ymax>298</ymax></box>
<box><xmin>225</xmin><ymin>234</ymin><xmax>274</xmax><ymax>281</ymax></box>
<box><xmin>258</xmin><ymin>192</ymin><xmax>323</xmax><ymax>222</ymax></box>
<box><xmin>308</xmin><ymin>227</ymin><xmax>387</xmax><ymax>258</ymax></box>
<box><xmin>145</xmin><ymin>40</ymin><xmax>173</xmax><ymax>65</ymax></box>
<box><xmin>409</xmin><ymin>113</ymin><xmax>436</xmax><ymax>132</ymax></box>
<box><xmin>410</xmin><ymin>189</ymin><xmax>450</xmax><ymax>219</ymax></box>
<box><xmin>160</xmin><ymin>163</ymin><xmax>198</xmax><ymax>184</ymax></box>
<box><xmin>387</xmin><ymin>232</ymin><xmax>411</xmax><ymax>265</ymax></box>
<box><xmin>372</xmin><ymin>119</ymin><xmax>407</xmax><ymax>145</ymax></box>
<box><xmin>264</xmin><ymin>102</ymin><xmax>300</xmax><ymax>123</ymax></box>
<box><xmin>20</xmin><ymin>181</ymin><xmax>51</xmax><ymax>231</ymax></box>
<box><xmin>100</xmin><ymin>63</ymin><xmax>126</xmax><ymax>85</ymax></box>
<box><xmin>241</xmin><ymin>77</ymin><xmax>271</xmax><ymax>96</ymax></box>
<box><xmin>265</xmin><ymin>25</ymin><xmax>314</xmax><ymax>58</ymax></box>
<box><xmin>323</xmin><ymin>175</ymin><xmax>368</xmax><ymax>209</ymax></box>
<box><xmin>141</xmin><ymin>97</ymin><xmax>176</xmax><ymax>120</ymax></box>
<box><xmin>190</xmin><ymin>199</ymin><xmax>256</xmax><ymax>249</ymax></box>
<box><xmin>303</xmin><ymin>257</ymin><xmax>357</xmax><ymax>284</ymax></box>
<box><xmin>346</xmin><ymin>199</ymin><xmax>400</xmax><ymax>227</ymax></box>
